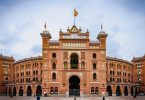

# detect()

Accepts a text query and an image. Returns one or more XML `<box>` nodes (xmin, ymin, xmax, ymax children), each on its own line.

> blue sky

<box><xmin>0</xmin><ymin>0</ymin><xmax>145</xmax><ymax>61</ymax></box>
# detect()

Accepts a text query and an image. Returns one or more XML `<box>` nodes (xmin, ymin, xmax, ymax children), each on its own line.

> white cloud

<box><xmin>0</xmin><ymin>0</ymin><xmax>145</xmax><ymax>61</ymax></box>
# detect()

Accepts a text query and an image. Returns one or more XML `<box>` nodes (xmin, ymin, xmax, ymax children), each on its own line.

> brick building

<box><xmin>132</xmin><ymin>55</ymin><xmax>145</xmax><ymax>93</ymax></box>
<box><xmin>106</xmin><ymin>57</ymin><xmax>134</xmax><ymax>96</ymax></box>
<box><xmin>0</xmin><ymin>54</ymin><xmax>14</xmax><ymax>95</ymax></box>
<box><xmin>0</xmin><ymin>24</ymin><xmax>144</xmax><ymax>96</ymax></box>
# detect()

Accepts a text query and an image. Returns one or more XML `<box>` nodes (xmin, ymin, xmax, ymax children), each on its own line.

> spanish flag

<box><xmin>74</xmin><ymin>9</ymin><xmax>78</xmax><ymax>17</ymax></box>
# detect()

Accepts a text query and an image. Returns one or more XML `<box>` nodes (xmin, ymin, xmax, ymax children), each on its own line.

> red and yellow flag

<box><xmin>74</xmin><ymin>9</ymin><xmax>78</xmax><ymax>17</ymax></box>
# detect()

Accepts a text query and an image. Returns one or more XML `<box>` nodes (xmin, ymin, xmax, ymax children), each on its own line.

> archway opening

<box><xmin>70</xmin><ymin>54</ymin><xmax>78</xmax><ymax>69</ymax></box>
<box><xmin>36</xmin><ymin>85</ymin><xmax>42</xmax><ymax>96</ymax></box>
<box><xmin>19</xmin><ymin>86</ymin><xmax>23</xmax><ymax>96</ymax></box>
<box><xmin>13</xmin><ymin>86</ymin><xmax>16</xmax><ymax>96</ymax></box>
<box><xmin>27</xmin><ymin>86</ymin><xmax>32</xmax><ymax>96</ymax></box>
<box><xmin>8</xmin><ymin>87</ymin><xmax>11</xmax><ymax>96</ymax></box>
<box><xmin>116</xmin><ymin>86</ymin><xmax>121</xmax><ymax>96</ymax></box>
<box><xmin>124</xmin><ymin>86</ymin><xmax>128</xmax><ymax>96</ymax></box>
<box><xmin>69</xmin><ymin>75</ymin><xmax>80</xmax><ymax>96</ymax></box>
<box><xmin>5</xmin><ymin>87</ymin><xmax>7</xmax><ymax>96</ymax></box>
<box><xmin>131</xmin><ymin>86</ymin><xmax>133</xmax><ymax>96</ymax></box>
<box><xmin>107</xmin><ymin>85</ymin><xmax>112</xmax><ymax>96</ymax></box>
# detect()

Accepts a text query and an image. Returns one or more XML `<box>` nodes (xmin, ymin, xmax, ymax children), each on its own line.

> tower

<box><xmin>40</xmin><ymin>28</ymin><xmax>51</xmax><ymax>95</ymax></box>
<box><xmin>97</xmin><ymin>25</ymin><xmax>108</xmax><ymax>95</ymax></box>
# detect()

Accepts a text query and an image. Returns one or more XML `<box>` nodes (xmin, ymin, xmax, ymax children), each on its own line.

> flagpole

<box><xmin>74</xmin><ymin>16</ymin><xmax>75</xmax><ymax>25</ymax></box>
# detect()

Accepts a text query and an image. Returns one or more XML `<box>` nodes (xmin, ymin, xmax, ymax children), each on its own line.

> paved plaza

<box><xmin>0</xmin><ymin>96</ymin><xmax>145</xmax><ymax>100</ymax></box>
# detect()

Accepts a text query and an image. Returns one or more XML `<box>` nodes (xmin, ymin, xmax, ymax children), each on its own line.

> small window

<box><xmin>52</xmin><ymin>53</ymin><xmax>56</xmax><ymax>58</ymax></box>
<box><xmin>113</xmin><ymin>70</ymin><xmax>115</xmax><ymax>75</ymax></box>
<box><xmin>33</xmin><ymin>77</ymin><xmax>35</xmax><ymax>81</ymax></box>
<box><xmin>110</xmin><ymin>71</ymin><xmax>112</xmax><ymax>75</ymax></box>
<box><xmin>91</xmin><ymin>87</ymin><xmax>94</xmax><ymax>94</ymax></box>
<box><xmin>36</xmin><ymin>70</ymin><xmax>38</xmax><ymax>75</ymax></box>
<box><xmin>93</xmin><ymin>73</ymin><xmax>96</xmax><ymax>80</ymax></box>
<box><xmin>52</xmin><ymin>73</ymin><xmax>56</xmax><ymax>80</ymax></box>
<box><xmin>93</xmin><ymin>63</ymin><xmax>96</xmax><ymax>69</ymax></box>
<box><xmin>55</xmin><ymin>87</ymin><xmax>58</xmax><ymax>94</ymax></box>
<box><xmin>5</xmin><ymin>77</ymin><xmax>8</xmax><ymax>80</ymax></box>
<box><xmin>64</xmin><ymin>61</ymin><xmax>68</xmax><ymax>69</ymax></box>
<box><xmin>95</xmin><ymin>87</ymin><xmax>98</xmax><ymax>94</ymax></box>
<box><xmin>110</xmin><ymin>78</ymin><xmax>112</xmax><ymax>82</ymax></box>
<box><xmin>81</xmin><ymin>62</ymin><xmax>85</xmax><ymax>69</ymax></box>
<box><xmin>50</xmin><ymin>87</ymin><xmax>54</xmax><ymax>94</ymax></box>
<box><xmin>52</xmin><ymin>63</ymin><xmax>56</xmax><ymax>69</ymax></box>
<box><xmin>33</xmin><ymin>70</ymin><xmax>35</xmax><ymax>75</ymax></box>
<box><xmin>113</xmin><ymin>78</ymin><xmax>115</xmax><ymax>81</ymax></box>
<box><xmin>93</xmin><ymin>53</ymin><xmax>96</xmax><ymax>59</ymax></box>
<box><xmin>36</xmin><ymin>77</ymin><xmax>38</xmax><ymax>82</ymax></box>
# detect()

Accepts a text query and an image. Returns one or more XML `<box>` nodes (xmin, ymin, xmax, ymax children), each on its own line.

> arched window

<box><xmin>110</xmin><ymin>78</ymin><xmax>112</xmax><ymax>82</ymax></box>
<box><xmin>93</xmin><ymin>63</ymin><xmax>96</xmax><ymax>69</ymax></box>
<box><xmin>36</xmin><ymin>77</ymin><xmax>38</xmax><ymax>82</ymax></box>
<box><xmin>81</xmin><ymin>62</ymin><xmax>85</xmax><ymax>69</ymax></box>
<box><xmin>64</xmin><ymin>61</ymin><xmax>68</xmax><ymax>69</ymax></box>
<box><xmin>93</xmin><ymin>73</ymin><xmax>96</xmax><ymax>80</ymax></box>
<box><xmin>33</xmin><ymin>70</ymin><xmax>35</xmax><ymax>75</ymax></box>
<box><xmin>52</xmin><ymin>63</ymin><xmax>56</xmax><ymax>69</ymax></box>
<box><xmin>55</xmin><ymin>87</ymin><xmax>58</xmax><ymax>94</ymax></box>
<box><xmin>36</xmin><ymin>70</ymin><xmax>38</xmax><ymax>75</ymax></box>
<box><xmin>113</xmin><ymin>77</ymin><xmax>115</xmax><ymax>81</ymax></box>
<box><xmin>110</xmin><ymin>70</ymin><xmax>112</xmax><ymax>75</ymax></box>
<box><xmin>52</xmin><ymin>73</ymin><xmax>56</xmax><ymax>80</ymax></box>
<box><xmin>33</xmin><ymin>78</ymin><xmax>35</xmax><ymax>81</ymax></box>
<box><xmin>93</xmin><ymin>53</ymin><xmax>96</xmax><ymax>59</ymax></box>
<box><xmin>113</xmin><ymin>70</ymin><xmax>115</xmax><ymax>75</ymax></box>
<box><xmin>50</xmin><ymin>87</ymin><xmax>54</xmax><ymax>94</ymax></box>
<box><xmin>91</xmin><ymin>87</ymin><xmax>94</xmax><ymax>94</ymax></box>
<box><xmin>5</xmin><ymin>77</ymin><xmax>8</xmax><ymax>80</ymax></box>
<box><xmin>52</xmin><ymin>53</ymin><xmax>56</xmax><ymax>58</ymax></box>
<box><xmin>70</xmin><ymin>53</ymin><xmax>78</xmax><ymax>69</ymax></box>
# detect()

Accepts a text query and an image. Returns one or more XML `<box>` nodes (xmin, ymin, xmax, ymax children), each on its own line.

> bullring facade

<box><xmin>0</xmin><ymin>25</ymin><xmax>144</xmax><ymax>96</ymax></box>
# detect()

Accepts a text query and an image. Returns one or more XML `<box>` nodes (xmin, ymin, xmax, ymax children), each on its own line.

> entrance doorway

<box><xmin>36</xmin><ymin>85</ymin><xmax>42</xmax><ymax>96</ymax></box>
<box><xmin>107</xmin><ymin>85</ymin><xmax>112</xmax><ymax>96</ymax></box>
<box><xmin>69</xmin><ymin>75</ymin><xmax>80</xmax><ymax>96</ymax></box>
<box><xmin>116</xmin><ymin>86</ymin><xmax>121</xmax><ymax>96</ymax></box>
<box><xmin>27</xmin><ymin>86</ymin><xmax>32</xmax><ymax>96</ymax></box>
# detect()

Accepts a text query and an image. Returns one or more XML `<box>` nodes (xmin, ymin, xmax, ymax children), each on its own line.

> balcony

<box><xmin>71</xmin><ymin>64</ymin><xmax>78</xmax><ymax>69</ymax></box>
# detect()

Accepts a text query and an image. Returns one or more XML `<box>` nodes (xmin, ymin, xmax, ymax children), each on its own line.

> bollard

<box><xmin>103</xmin><ymin>96</ymin><xmax>105</xmax><ymax>100</ymax></box>
<box><xmin>74</xmin><ymin>96</ymin><xmax>76</xmax><ymax>100</ymax></box>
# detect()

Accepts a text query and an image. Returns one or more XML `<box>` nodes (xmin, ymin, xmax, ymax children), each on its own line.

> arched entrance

<box><xmin>130</xmin><ymin>86</ymin><xmax>133</xmax><ymax>96</ymax></box>
<box><xmin>27</xmin><ymin>86</ymin><xmax>32</xmax><ymax>96</ymax></box>
<box><xmin>69</xmin><ymin>75</ymin><xmax>80</xmax><ymax>96</ymax></box>
<box><xmin>116</xmin><ymin>86</ymin><xmax>121</xmax><ymax>96</ymax></box>
<box><xmin>8</xmin><ymin>87</ymin><xmax>11</xmax><ymax>96</ymax></box>
<box><xmin>19</xmin><ymin>86</ymin><xmax>23</xmax><ymax>96</ymax></box>
<box><xmin>70</xmin><ymin>54</ymin><xmax>78</xmax><ymax>69</ymax></box>
<box><xmin>5</xmin><ymin>87</ymin><xmax>7</xmax><ymax>96</ymax></box>
<box><xmin>36</xmin><ymin>85</ymin><xmax>42</xmax><ymax>96</ymax></box>
<box><xmin>107</xmin><ymin>85</ymin><xmax>112</xmax><ymax>96</ymax></box>
<box><xmin>124</xmin><ymin>86</ymin><xmax>128</xmax><ymax>96</ymax></box>
<box><xmin>13</xmin><ymin>86</ymin><xmax>16</xmax><ymax>96</ymax></box>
